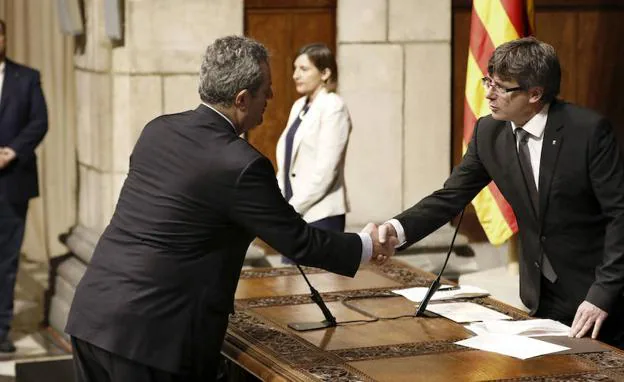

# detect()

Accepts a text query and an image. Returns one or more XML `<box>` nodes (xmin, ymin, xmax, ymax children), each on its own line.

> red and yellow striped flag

<box><xmin>463</xmin><ymin>0</ymin><xmax>534</xmax><ymax>245</ymax></box>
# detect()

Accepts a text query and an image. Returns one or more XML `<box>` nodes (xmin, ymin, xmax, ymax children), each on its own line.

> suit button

<box><xmin>540</xmin><ymin>236</ymin><xmax>546</xmax><ymax>242</ymax></box>
<box><xmin>534</xmin><ymin>261</ymin><xmax>540</xmax><ymax>269</ymax></box>
<box><xmin>291</xmin><ymin>173</ymin><xmax>296</xmax><ymax>177</ymax></box>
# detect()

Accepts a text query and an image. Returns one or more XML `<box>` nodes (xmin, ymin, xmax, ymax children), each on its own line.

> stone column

<box><xmin>338</xmin><ymin>0</ymin><xmax>452</xmax><ymax>226</ymax></box>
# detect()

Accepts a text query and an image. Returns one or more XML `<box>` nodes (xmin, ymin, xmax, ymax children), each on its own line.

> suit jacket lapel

<box><xmin>290</xmin><ymin>102</ymin><xmax>310</xmax><ymax>161</ymax></box>
<box><xmin>538</xmin><ymin>102</ymin><xmax>564</xmax><ymax>224</ymax></box>
<box><xmin>501</xmin><ymin>121</ymin><xmax>539</xmax><ymax>221</ymax></box>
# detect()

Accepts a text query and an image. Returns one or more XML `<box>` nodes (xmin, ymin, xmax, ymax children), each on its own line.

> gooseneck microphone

<box><xmin>287</xmin><ymin>264</ymin><xmax>338</xmax><ymax>331</ymax></box>
<box><xmin>415</xmin><ymin>209</ymin><xmax>465</xmax><ymax>317</ymax></box>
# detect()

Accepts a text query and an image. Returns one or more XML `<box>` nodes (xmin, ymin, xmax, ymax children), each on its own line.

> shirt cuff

<box><xmin>386</xmin><ymin>219</ymin><xmax>407</xmax><ymax>247</ymax></box>
<box><xmin>358</xmin><ymin>232</ymin><xmax>373</xmax><ymax>264</ymax></box>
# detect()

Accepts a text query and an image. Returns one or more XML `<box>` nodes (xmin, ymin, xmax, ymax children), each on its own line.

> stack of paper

<box><xmin>457</xmin><ymin>319</ymin><xmax>573</xmax><ymax>359</ymax></box>
<box><xmin>425</xmin><ymin>302</ymin><xmax>512</xmax><ymax>323</ymax></box>
<box><xmin>392</xmin><ymin>285</ymin><xmax>489</xmax><ymax>303</ymax></box>
<box><xmin>455</xmin><ymin>334</ymin><xmax>570</xmax><ymax>359</ymax></box>
<box><xmin>465</xmin><ymin>319</ymin><xmax>571</xmax><ymax>337</ymax></box>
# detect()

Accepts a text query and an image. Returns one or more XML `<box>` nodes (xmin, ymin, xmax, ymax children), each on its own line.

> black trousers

<box><xmin>72</xmin><ymin>337</ymin><xmax>193</xmax><ymax>382</ymax></box>
<box><xmin>0</xmin><ymin>196</ymin><xmax>27</xmax><ymax>339</ymax></box>
<box><xmin>535</xmin><ymin>276</ymin><xmax>624</xmax><ymax>350</ymax></box>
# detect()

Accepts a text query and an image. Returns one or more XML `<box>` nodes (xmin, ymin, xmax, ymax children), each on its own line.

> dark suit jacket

<box><xmin>395</xmin><ymin>101</ymin><xmax>624</xmax><ymax>316</ymax></box>
<box><xmin>0</xmin><ymin>59</ymin><xmax>48</xmax><ymax>201</ymax></box>
<box><xmin>65</xmin><ymin>105</ymin><xmax>362</xmax><ymax>375</ymax></box>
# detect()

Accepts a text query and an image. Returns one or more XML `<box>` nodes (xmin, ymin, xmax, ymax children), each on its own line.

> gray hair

<box><xmin>198</xmin><ymin>36</ymin><xmax>269</xmax><ymax>107</ymax></box>
<box><xmin>488</xmin><ymin>37</ymin><xmax>561</xmax><ymax>103</ymax></box>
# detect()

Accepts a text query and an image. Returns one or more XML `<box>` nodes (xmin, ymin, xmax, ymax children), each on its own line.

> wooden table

<box><xmin>223</xmin><ymin>260</ymin><xmax>624</xmax><ymax>381</ymax></box>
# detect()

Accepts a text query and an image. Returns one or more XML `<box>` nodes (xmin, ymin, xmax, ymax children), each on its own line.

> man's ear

<box><xmin>528</xmin><ymin>86</ymin><xmax>544</xmax><ymax>104</ymax></box>
<box><xmin>234</xmin><ymin>89</ymin><xmax>250</xmax><ymax>111</ymax></box>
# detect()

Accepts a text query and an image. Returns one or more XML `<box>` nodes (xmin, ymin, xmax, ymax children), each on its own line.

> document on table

<box><xmin>392</xmin><ymin>285</ymin><xmax>489</xmax><ymax>303</ymax></box>
<box><xmin>425</xmin><ymin>302</ymin><xmax>512</xmax><ymax>323</ymax></box>
<box><xmin>456</xmin><ymin>334</ymin><xmax>570</xmax><ymax>359</ymax></box>
<box><xmin>465</xmin><ymin>319</ymin><xmax>571</xmax><ymax>337</ymax></box>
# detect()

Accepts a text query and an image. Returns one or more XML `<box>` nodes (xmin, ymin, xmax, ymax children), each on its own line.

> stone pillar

<box><xmin>338</xmin><ymin>0</ymin><xmax>452</xmax><ymax>226</ymax></box>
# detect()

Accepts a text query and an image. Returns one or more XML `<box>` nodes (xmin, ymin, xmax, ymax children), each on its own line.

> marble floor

<box><xmin>0</xmin><ymin>257</ymin><xmax>72</xmax><ymax>381</ymax></box>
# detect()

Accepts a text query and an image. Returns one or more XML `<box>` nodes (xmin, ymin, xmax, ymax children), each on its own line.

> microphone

<box><xmin>415</xmin><ymin>209</ymin><xmax>465</xmax><ymax>317</ymax></box>
<box><xmin>287</xmin><ymin>264</ymin><xmax>338</xmax><ymax>331</ymax></box>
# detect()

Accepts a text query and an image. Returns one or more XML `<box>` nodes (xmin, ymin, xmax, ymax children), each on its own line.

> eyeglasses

<box><xmin>481</xmin><ymin>77</ymin><xmax>524</xmax><ymax>95</ymax></box>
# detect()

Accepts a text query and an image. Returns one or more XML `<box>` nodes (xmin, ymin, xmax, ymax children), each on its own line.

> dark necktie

<box><xmin>515</xmin><ymin>128</ymin><xmax>557</xmax><ymax>283</ymax></box>
<box><xmin>516</xmin><ymin>128</ymin><xmax>539</xmax><ymax>214</ymax></box>
<box><xmin>283</xmin><ymin>103</ymin><xmax>311</xmax><ymax>201</ymax></box>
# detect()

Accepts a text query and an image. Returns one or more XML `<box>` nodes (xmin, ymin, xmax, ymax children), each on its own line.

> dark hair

<box><xmin>487</xmin><ymin>37</ymin><xmax>561</xmax><ymax>103</ymax></box>
<box><xmin>0</xmin><ymin>19</ymin><xmax>5</xmax><ymax>35</ymax></box>
<box><xmin>198</xmin><ymin>36</ymin><xmax>269</xmax><ymax>106</ymax></box>
<box><xmin>296</xmin><ymin>43</ymin><xmax>338</xmax><ymax>86</ymax></box>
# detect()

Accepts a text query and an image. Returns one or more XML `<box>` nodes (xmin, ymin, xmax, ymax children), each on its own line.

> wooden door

<box><xmin>452</xmin><ymin>0</ymin><xmax>624</xmax><ymax>241</ymax></box>
<box><xmin>245</xmin><ymin>0</ymin><xmax>336</xmax><ymax>170</ymax></box>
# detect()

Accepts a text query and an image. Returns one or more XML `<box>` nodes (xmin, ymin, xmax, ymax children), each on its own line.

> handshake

<box><xmin>361</xmin><ymin>222</ymin><xmax>400</xmax><ymax>265</ymax></box>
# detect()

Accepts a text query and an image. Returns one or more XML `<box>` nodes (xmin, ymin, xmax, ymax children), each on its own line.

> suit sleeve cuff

<box><xmin>386</xmin><ymin>219</ymin><xmax>407</xmax><ymax>247</ymax></box>
<box><xmin>358</xmin><ymin>232</ymin><xmax>373</xmax><ymax>264</ymax></box>
<box><xmin>585</xmin><ymin>283</ymin><xmax>618</xmax><ymax>313</ymax></box>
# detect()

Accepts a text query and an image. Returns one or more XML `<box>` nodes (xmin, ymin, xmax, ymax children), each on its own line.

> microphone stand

<box><xmin>287</xmin><ymin>264</ymin><xmax>338</xmax><ymax>331</ymax></box>
<box><xmin>415</xmin><ymin>209</ymin><xmax>465</xmax><ymax>317</ymax></box>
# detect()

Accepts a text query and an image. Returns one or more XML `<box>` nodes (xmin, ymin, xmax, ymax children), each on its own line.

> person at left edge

<box><xmin>0</xmin><ymin>18</ymin><xmax>48</xmax><ymax>354</ymax></box>
<box><xmin>65</xmin><ymin>35</ymin><xmax>396</xmax><ymax>382</ymax></box>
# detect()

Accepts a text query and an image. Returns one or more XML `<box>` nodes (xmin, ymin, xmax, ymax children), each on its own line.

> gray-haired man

<box><xmin>65</xmin><ymin>36</ymin><xmax>395</xmax><ymax>381</ymax></box>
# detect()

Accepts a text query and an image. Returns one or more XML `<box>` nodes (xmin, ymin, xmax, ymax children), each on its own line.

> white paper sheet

<box><xmin>465</xmin><ymin>319</ymin><xmax>571</xmax><ymax>337</ymax></box>
<box><xmin>455</xmin><ymin>334</ymin><xmax>570</xmax><ymax>359</ymax></box>
<box><xmin>426</xmin><ymin>302</ymin><xmax>512</xmax><ymax>323</ymax></box>
<box><xmin>392</xmin><ymin>285</ymin><xmax>489</xmax><ymax>303</ymax></box>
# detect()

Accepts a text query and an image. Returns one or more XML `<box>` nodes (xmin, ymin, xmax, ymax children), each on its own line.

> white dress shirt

<box><xmin>388</xmin><ymin>103</ymin><xmax>551</xmax><ymax>245</ymax></box>
<box><xmin>0</xmin><ymin>61</ymin><xmax>5</xmax><ymax>105</ymax></box>
<box><xmin>511</xmin><ymin>103</ymin><xmax>550</xmax><ymax>190</ymax></box>
<box><xmin>200</xmin><ymin>102</ymin><xmax>372</xmax><ymax>264</ymax></box>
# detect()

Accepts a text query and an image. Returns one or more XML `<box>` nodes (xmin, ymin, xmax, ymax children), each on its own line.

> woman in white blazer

<box><xmin>276</xmin><ymin>43</ymin><xmax>351</xmax><ymax>238</ymax></box>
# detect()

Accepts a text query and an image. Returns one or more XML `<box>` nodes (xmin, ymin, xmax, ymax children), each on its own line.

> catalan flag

<box><xmin>463</xmin><ymin>0</ymin><xmax>534</xmax><ymax>245</ymax></box>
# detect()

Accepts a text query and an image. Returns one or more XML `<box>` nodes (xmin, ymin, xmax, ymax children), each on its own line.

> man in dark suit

<box><xmin>377</xmin><ymin>37</ymin><xmax>624</xmax><ymax>349</ymax></box>
<box><xmin>0</xmin><ymin>19</ymin><xmax>48</xmax><ymax>353</ymax></box>
<box><xmin>65</xmin><ymin>36</ymin><xmax>395</xmax><ymax>382</ymax></box>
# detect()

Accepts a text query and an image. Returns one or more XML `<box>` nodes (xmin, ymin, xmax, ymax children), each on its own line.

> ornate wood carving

<box><xmin>227</xmin><ymin>261</ymin><xmax>620</xmax><ymax>381</ymax></box>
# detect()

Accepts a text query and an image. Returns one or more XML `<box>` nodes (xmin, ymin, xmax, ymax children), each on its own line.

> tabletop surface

<box><xmin>224</xmin><ymin>260</ymin><xmax>624</xmax><ymax>382</ymax></box>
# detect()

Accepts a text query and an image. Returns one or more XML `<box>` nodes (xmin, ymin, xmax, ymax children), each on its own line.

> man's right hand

<box><xmin>361</xmin><ymin>223</ymin><xmax>398</xmax><ymax>265</ymax></box>
<box><xmin>378</xmin><ymin>223</ymin><xmax>398</xmax><ymax>246</ymax></box>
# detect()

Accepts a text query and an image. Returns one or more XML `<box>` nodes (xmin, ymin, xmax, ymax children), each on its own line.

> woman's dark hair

<box><xmin>296</xmin><ymin>43</ymin><xmax>338</xmax><ymax>87</ymax></box>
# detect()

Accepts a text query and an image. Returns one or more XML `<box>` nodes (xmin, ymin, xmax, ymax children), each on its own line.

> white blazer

<box><xmin>276</xmin><ymin>88</ymin><xmax>351</xmax><ymax>223</ymax></box>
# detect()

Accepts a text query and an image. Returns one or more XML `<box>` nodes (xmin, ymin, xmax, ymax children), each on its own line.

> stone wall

<box><xmin>338</xmin><ymin>0</ymin><xmax>451</xmax><ymax>226</ymax></box>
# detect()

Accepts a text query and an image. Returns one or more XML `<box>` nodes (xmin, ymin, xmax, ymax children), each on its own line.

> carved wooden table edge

<box><xmin>225</xmin><ymin>309</ymin><xmax>377</xmax><ymax>381</ymax></box>
<box><xmin>224</xmin><ymin>259</ymin><xmax>624</xmax><ymax>381</ymax></box>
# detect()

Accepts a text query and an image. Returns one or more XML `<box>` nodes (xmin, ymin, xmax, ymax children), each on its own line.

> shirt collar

<box><xmin>201</xmin><ymin>102</ymin><xmax>237</xmax><ymax>133</ymax></box>
<box><xmin>511</xmin><ymin>103</ymin><xmax>550</xmax><ymax>139</ymax></box>
<box><xmin>0</xmin><ymin>61</ymin><xmax>5</xmax><ymax>74</ymax></box>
